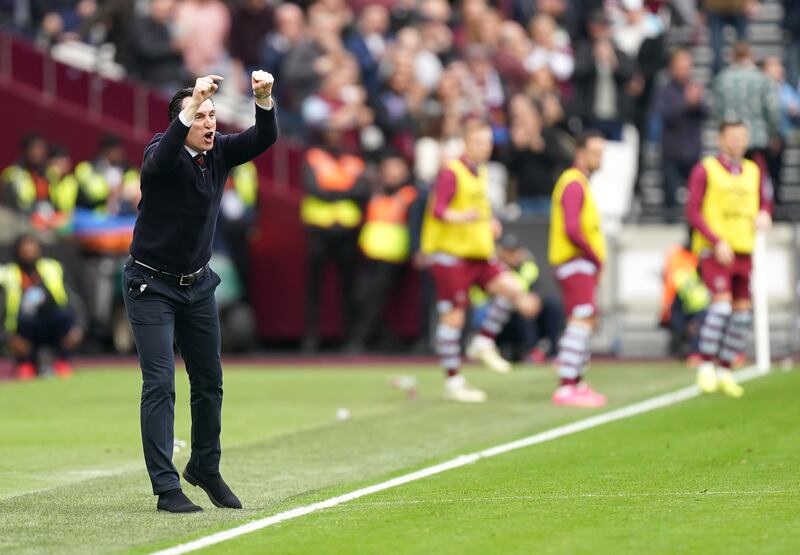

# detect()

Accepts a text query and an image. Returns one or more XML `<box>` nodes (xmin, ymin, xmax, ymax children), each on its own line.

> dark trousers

<box><xmin>474</xmin><ymin>295</ymin><xmax>564</xmax><ymax>360</ymax></box>
<box><xmin>709</xmin><ymin>13</ymin><xmax>747</xmax><ymax>75</ymax></box>
<box><xmin>350</xmin><ymin>259</ymin><xmax>404</xmax><ymax>347</ymax></box>
<box><xmin>16</xmin><ymin>306</ymin><xmax>75</xmax><ymax>364</ymax></box>
<box><xmin>662</xmin><ymin>158</ymin><xmax>695</xmax><ymax>217</ymax></box>
<box><xmin>122</xmin><ymin>260</ymin><xmax>223</xmax><ymax>495</ymax></box>
<box><xmin>668</xmin><ymin>298</ymin><xmax>705</xmax><ymax>358</ymax></box>
<box><xmin>304</xmin><ymin>227</ymin><xmax>359</xmax><ymax>345</ymax></box>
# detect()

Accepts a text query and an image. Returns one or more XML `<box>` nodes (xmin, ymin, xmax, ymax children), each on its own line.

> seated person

<box><xmin>470</xmin><ymin>234</ymin><xmax>564</xmax><ymax>362</ymax></box>
<box><xmin>0</xmin><ymin>235</ymin><xmax>83</xmax><ymax>380</ymax></box>
<box><xmin>660</xmin><ymin>243</ymin><xmax>710</xmax><ymax>365</ymax></box>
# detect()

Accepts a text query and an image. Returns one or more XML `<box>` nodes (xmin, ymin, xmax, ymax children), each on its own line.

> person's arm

<box><xmin>561</xmin><ymin>181</ymin><xmax>602</xmax><ymax>268</ymax></box>
<box><xmin>657</xmin><ymin>83</ymin><xmax>688</xmax><ymax>120</ymax></box>
<box><xmin>430</xmin><ymin>168</ymin><xmax>478</xmax><ymax>222</ymax></box>
<box><xmin>142</xmin><ymin>75</ymin><xmax>222</xmax><ymax>174</ymax></box>
<box><xmin>763</xmin><ymin>76</ymin><xmax>781</xmax><ymax>139</ymax></box>
<box><xmin>218</xmin><ymin>71</ymin><xmax>279</xmax><ymax>168</ymax></box>
<box><xmin>685</xmin><ymin>162</ymin><xmax>720</xmax><ymax>245</ymax></box>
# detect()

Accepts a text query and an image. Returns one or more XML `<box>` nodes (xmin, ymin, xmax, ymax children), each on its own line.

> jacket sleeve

<box><xmin>218</xmin><ymin>104</ymin><xmax>279</xmax><ymax>168</ymax></box>
<box><xmin>562</xmin><ymin>181</ymin><xmax>602</xmax><ymax>268</ymax></box>
<box><xmin>142</xmin><ymin>118</ymin><xmax>192</xmax><ymax>175</ymax></box>
<box><xmin>685</xmin><ymin>162</ymin><xmax>720</xmax><ymax>245</ymax></box>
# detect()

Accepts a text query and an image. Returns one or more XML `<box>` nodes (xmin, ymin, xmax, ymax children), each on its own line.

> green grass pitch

<box><xmin>1</xmin><ymin>362</ymin><xmax>798</xmax><ymax>554</ymax></box>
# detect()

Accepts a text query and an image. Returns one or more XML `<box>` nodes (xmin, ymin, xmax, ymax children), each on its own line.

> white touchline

<box><xmin>150</xmin><ymin>365</ymin><xmax>766</xmax><ymax>555</ymax></box>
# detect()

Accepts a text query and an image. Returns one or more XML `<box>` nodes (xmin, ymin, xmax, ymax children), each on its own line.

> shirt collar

<box><xmin>184</xmin><ymin>145</ymin><xmax>206</xmax><ymax>158</ymax></box>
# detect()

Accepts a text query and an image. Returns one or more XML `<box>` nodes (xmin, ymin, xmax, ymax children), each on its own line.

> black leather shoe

<box><xmin>183</xmin><ymin>466</ymin><xmax>242</xmax><ymax>509</ymax></box>
<box><xmin>157</xmin><ymin>489</ymin><xmax>203</xmax><ymax>513</ymax></box>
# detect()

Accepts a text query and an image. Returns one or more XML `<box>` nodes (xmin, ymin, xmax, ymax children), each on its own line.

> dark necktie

<box><xmin>194</xmin><ymin>154</ymin><xmax>206</xmax><ymax>168</ymax></box>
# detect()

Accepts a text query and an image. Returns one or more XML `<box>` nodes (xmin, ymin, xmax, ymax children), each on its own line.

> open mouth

<box><xmin>203</xmin><ymin>131</ymin><xmax>214</xmax><ymax>143</ymax></box>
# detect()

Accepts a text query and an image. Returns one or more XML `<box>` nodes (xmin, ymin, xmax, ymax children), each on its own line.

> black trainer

<box><xmin>183</xmin><ymin>465</ymin><xmax>242</xmax><ymax>509</ymax></box>
<box><xmin>157</xmin><ymin>489</ymin><xmax>203</xmax><ymax>513</ymax></box>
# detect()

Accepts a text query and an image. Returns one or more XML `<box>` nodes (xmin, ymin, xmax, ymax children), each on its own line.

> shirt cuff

<box><xmin>178</xmin><ymin>111</ymin><xmax>192</xmax><ymax>127</ymax></box>
<box><xmin>255</xmin><ymin>97</ymin><xmax>274</xmax><ymax>110</ymax></box>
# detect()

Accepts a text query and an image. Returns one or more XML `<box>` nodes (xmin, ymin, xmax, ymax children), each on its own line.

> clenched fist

<box><xmin>192</xmin><ymin>75</ymin><xmax>223</xmax><ymax>105</ymax></box>
<box><xmin>251</xmin><ymin>70</ymin><xmax>274</xmax><ymax>99</ymax></box>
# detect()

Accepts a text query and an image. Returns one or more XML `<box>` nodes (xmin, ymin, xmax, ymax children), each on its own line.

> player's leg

<box><xmin>715</xmin><ymin>256</ymin><xmax>754</xmax><ymax>397</ymax></box>
<box><xmin>302</xmin><ymin>228</ymin><xmax>328</xmax><ymax>352</ymax></box>
<box><xmin>122</xmin><ymin>265</ymin><xmax>181</xmax><ymax>497</ymax></box>
<box><xmin>174</xmin><ymin>268</ymin><xmax>241</xmax><ymax>509</ymax></box>
<box><xmin>467</xmin><ymin>266</ymin><xmax>541</xmax><ymax>373</ymax></box>
<box><xmin>552</xmin><ymin>267</ymin><xmax>606</xmax><ymax>408</ymax></box>
<box><xmin>430</xmin><ymin>262</ymin><xmax>486</xmax><ymax>403</ymax></box>
<box><xmin>694</xmin><ymin>256</ymin><xmax>734</xmax><ymax>393</ymax></box>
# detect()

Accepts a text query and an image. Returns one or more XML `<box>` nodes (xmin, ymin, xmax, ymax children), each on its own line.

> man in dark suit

<box><xmin>123</xmin><ymin>71</ymin><xmax>278</xmax><ymax>513</ymax></box>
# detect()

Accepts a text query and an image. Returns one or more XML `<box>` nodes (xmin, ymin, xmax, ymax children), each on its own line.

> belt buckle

<box><xmin>179</xmin><ymin>274</ymin><xmax>192</xmax><ymax>286</ymax></box>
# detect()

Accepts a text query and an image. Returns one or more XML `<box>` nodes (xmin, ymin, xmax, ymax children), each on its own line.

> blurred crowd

<box><xmin>2</xmin><ymin>0</ymin><xmax>800</xmax><ymax>370</ymax></box>
<box><xmin>1</xmin><ymin>0</ymin><xmax>798</xmax><ymax>213</ymax></box>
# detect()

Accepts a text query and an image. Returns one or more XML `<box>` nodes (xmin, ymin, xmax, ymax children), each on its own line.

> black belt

<box><xmin>132</xmin><ymin>259</ymin><xmax>206</xmax><ymax>287</ymax></box>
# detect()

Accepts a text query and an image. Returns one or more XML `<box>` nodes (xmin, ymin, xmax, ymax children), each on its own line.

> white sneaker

<box><xmin>696</xmin><ymin>361</ymin><xmax>718</xmax><ymax>394</ymax></box>
<box><xmin>466</xmin><ymin>335</ymin><xmax>512</xmax><ymax>374</ymax></box>
<box><xmin>442</xmin><ymin>375</ymin><xmax>487</xmax><ymax>403</ymax></box>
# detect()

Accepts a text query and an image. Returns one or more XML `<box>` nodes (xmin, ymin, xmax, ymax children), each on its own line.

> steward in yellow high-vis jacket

<box><xmin>345</xmin><ymin>149</ymin><xmax>418</xmax><ymax>353</ymax></box>
<box><xmin>0</xmin><ymin>235</ymin><xmax>83</xmax><ymax>380</ymax></box>
<box><xmin>300</xmin><ymin>129</ymin><xmax>369</xmax><ymax>353</ymax></box>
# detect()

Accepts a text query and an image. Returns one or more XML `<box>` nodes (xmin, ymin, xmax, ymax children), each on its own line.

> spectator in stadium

<box><xmin>686</xmin><ymin>120</ymin><xmax>772</xmax><ymax>398</ymax></box>
<box><xmin>655</xmin><ymin>48</ymin><xmax>709</xmax><ymax>220</ymax></box>
<box><xmin>300</xmin><ymin>127</ymin><xmax>369</xmax><ymax>353</ymax></box>
<box><xmin>74</xmin><ymin>135</ymin><xmax>140</xmax><ymax>215</ymax></box>
<box><xmin>572</xmin><ymin>9</ymin><xmax>636</xmax><ymax>141</ymax></box>
<box><xmin>493</xmin><ymin>21</ymin><xmax>531</xmax><ymax>95</ymax></box>
<box><xmin>44</xmin><ymin>145</ymin><xmax>80</xmax><ymax>215</ymax></box>
<box><xmin>373</xmin><ymin>49</ymin><xmax>426</xmax><ymax>160</ymax></box>
<box><xmin>470</xmin><ymin>234</ymin><xmax>562</xmax><ymax>363</ymax></box>
<box><xmin>704</xmin><ymin>0</ymin><xmax>759</xmax><ymax>75</ymax></box>
<box><xmin>713</xmin><ymin>41</ymin><xmax>780</xmax><ymax>182</ymax></box>
<box><xmin>281</xmin><ymin>9</ymin><xmax>346</xmax><ymax>113</ymax></box>
<box><xmin>784</xmin><ymin>0</ymin><xmax>800</xmax><ymax>86</ymax></box>
<box><xmin>525</xmin><ymin>13</ymin><xmax>574</xmax><ymax>88</ymax></box>
<box><xmin>131</xmin><ymin>0</ymin><xmax>192</xmax><ymax>93</ymax></box>
<box><xmin>228</xmin><ymin>0</ymin><xmax>273</xmax><ymax>93</ymax></box>
<box><xmin>174</xmin><ymin>0</ymin><xmax>232</xmax><ymax>80</ymax></box>
<box><xmin>345</xmin><ymin>3</ymin><xmax>390</xmax><ymax>98</ymax></box>
<box><xmin>420</xmin><ymin>119</ymin><xmax>541</xmax><ymax>403</ymax></box>
<box><xmin>660</xmin><ymin>243</ymin><xmax>711</xmax><ymax>361</ymax></box>
<box><xmin>346</xmin><ymin>149</ymin><xmax>418</xmax><ymax>353</ymax></box>
<box><xmin>762</xmin><ymin>56</ymin><xmax>800</xmax><ymax>200</ymax></box>
<box><xmin>301</xmin><ymin>56</ymin><xmax>374</xmax><ymax>151</ymax></box>
<box><xmin>34</xmin><ymin>0</ymin><xmax>97</xmax><ymax>46</ymax></box>
<box><xmin>549</xmin><ymin>131</ymin><xmax>608</xmax><ymax>408</ymax></box>
<box><xmin>0</xmin><ymin>234</ymin><xmax>83</xmax><ymax>380</ymax></box>
<box><xmin>506</xmin><ymin>94</ymin><xmax>572</xmax><ymax>215</ymax></box>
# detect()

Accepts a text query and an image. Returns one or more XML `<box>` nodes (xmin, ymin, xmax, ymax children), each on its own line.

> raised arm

<box><xmin>218</xmin><ymin>71</ymin><xmax>279</xmax><ymax>168</ymax></box>
<box><xmin>142</xmin><ymin>75</ymin><xmax>222</xmax><ymax>174</ymax></box>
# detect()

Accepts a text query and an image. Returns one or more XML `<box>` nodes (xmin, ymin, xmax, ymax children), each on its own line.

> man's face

<box><xmin>671</xmin><ymin>51</ymin><xmax>693</xmax><ymax>83</ymax></box>
<box><xmin>464</xmin><ymin>126</ymin><xmax>493</xmax><ymax>163</ymax></box>
<box><xmin>583</xmin><ymin>137</ymin><xmax>606</xmax><ymax>173</ymax></box>
<box><xmin>26</xmin><ymin>139</ymin><xmax>48</xmax><ymax>167</ymax></box>
<box><xmin>17</xmin><ymin>238</ymin><xmax>41</xmax><ymax>266</ymax></box>
<box><xmin>719</xmin><ymin>125</ymin><xmax>749</xmax><ymax>159</ymax></box>
<box><xmin>380</xmin><ymin>157</ymin><xmax>409</xmax><ymax>188</ymax></box>
<box><xmin>182</xmin><ymin>98</ymin><xmax>216</xmax><ymax>152</ymax></box>
<box><xmin>499</xmin><ymin>246</ymin><xmax>525</xmax><ymax>268</ymax></box>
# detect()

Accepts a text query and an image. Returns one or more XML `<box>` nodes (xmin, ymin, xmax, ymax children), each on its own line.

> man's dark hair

<box><xmin>20</xmin><ymin>132</ymin><xmax>44</xmax><ymax>152</ymax></box>
<box><xmin>576</xmin><ymin>129</ymin><xmax>605</xmax><ymax>149</ymax></box>
<box><xmin>168</xmin><ymin>87</ymin><xmax>197</xmax><ymax>123</ymax></box>
<box><xmin>99</xmin><ymin>134</ymin><xmax>123</xmax><ymax>150</ymax></box>
<box><xmin>719</xmin><ymin>119</ymin><xmax>745</xmax><ymax>133</ymax></box>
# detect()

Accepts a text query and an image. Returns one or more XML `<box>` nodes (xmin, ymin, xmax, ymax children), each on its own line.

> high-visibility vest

<box><xmin>420</xmin><ymin>159</ymin><xmax>494</xmax><ymax>259</ymax></box>
<box><xmin>45</xmin><ymin>166</ymin><xmax>80</xmax><ymax>213</ymax></box>
<box><xmin>358</xmin><ymin>185</ymin><xmax>418</xmax><ymax>263</ymax></box>
<box><xmin>231</xmin><ymin>161</ymin><xmax>258</xmax><ymax>207</ymax></box>
<box><xmin>549</xmin><ymin>167</ymin><xmax>606</xmax><ymax>266</ymax></box>
<box><xmin>660</xmin><ymin>247</ymin><xmax>710</xmax><ymax>324</ymax></box>
<box><xmin>691</xmin><ymin>156</ymin><xmax>759</xmax><ymax>255</ymax></box>
<box><xmin>74</xmin><ymin>161</ymin><xmax>141</xmax><ymax>211</ymax></box>
<box><xmin>470</xmin><ymin>260</ymin><xmax>539</xmax><ymax>307</ymax></box>
<box><xmin>2</xmin><ymin>165</ymin><xmax>38</xmax><ymax>211</ymax></box>
<box><xmin>300</xmin><ymin>148</ymin><xmax>364</xmax><ymax>229</ymax></box>
<box><xmin>2</xmin><ymin>259</ymin><xmax>69</xmax><ymax>333</ymax></box>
